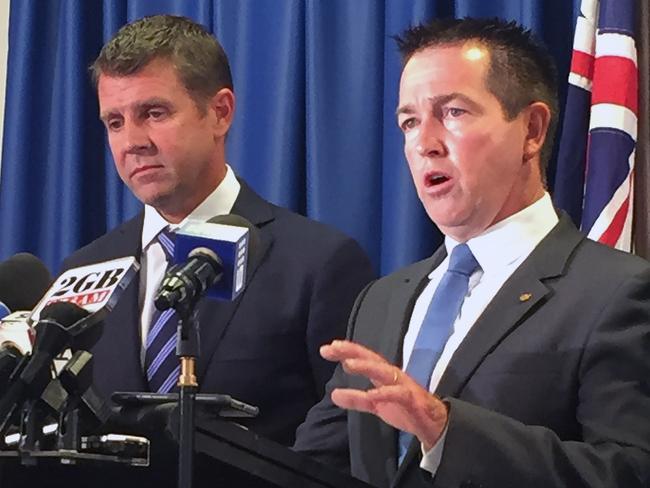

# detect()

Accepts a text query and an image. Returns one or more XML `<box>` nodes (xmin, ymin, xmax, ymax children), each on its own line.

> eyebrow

<box><xmin>99</xmin><ymin>97</ymin><xmax>172</xmax><ymax>122</ymax></box>
<box><xmin>395</xmin><ymin>93</ymin><xmax>482</xmax><ymax>117</ymax></box>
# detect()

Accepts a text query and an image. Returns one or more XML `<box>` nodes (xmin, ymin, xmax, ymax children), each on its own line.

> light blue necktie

<box><xmin>398</xmin><ymin>243</ymin><xmax>479</xmax><ymax>463</ymax></box>
<box><xmin>144</xmin><ymin>228</ymin><xmax>181</xmax><ymax>393</ymax></box>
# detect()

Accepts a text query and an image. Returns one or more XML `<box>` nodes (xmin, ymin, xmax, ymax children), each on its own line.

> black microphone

<box><xmin>19</xmin><ymin>302</ymin><xmax>90</xmax><ymax>396</ymax></box>
<box><xmin>0</xmin><ymin>254</ymin><xmax>53</xmax><ymax>413</ymax></box>
<box><xmin>0</xmin><ymin>252</ymin><xmax>52</xmax><ymax>318</ymax></box>
<box><xmin>154</xmin><ymin>252</ymin><xmax>221</xmax><ymax>311</ymax></box>
<box><xmin>154</xmin><ymin>214</ymin><xmax>260</xmax><ymax>311</ymax></box>
<box><xmin>0</xmin><ymin>302</ymin><xmax>89</xmax><ymax>433</ymax></box>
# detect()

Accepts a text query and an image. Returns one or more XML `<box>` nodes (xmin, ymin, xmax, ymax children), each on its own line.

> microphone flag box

<box><xmin>175</xmin><ymin>220</ymin><xmax>249</xmax><ymax>301</ymax></box>
<box><xmin>29</xmin><ymin>257</ymin><xmax>140</xmax><ymax>325</ymax></box>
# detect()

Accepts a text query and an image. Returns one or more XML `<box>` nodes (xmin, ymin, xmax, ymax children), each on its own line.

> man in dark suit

<box><xmin>294</xmin><ymin>18</ymin><xmax>650</xmax><ymax>487</ymax></box>
<box><xmin>0</xmin><ymin>14</ymin><xmax>374</xmax><ymax>487</ymax></box>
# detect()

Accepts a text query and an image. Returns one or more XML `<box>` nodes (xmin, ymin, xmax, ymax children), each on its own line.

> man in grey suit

<box><xmin>294</xmin><ymin>17</ymin><xmax>650</xmax><ymax>487</ymax></box>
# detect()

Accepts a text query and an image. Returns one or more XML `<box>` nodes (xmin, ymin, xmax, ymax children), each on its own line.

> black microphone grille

<box><xmin>0</xmin><ymin>253</ymin><xmax>53</xmax><ymax>311</ymax></box>
<box><xmin>39</xmin><ymin>301</ymin><xmax>90</xmax><ymax>328</ymax></box>
<box><xmin>206</xmin><ymin>214</ymin><xmax>261</xmax><ymax>258</ymax></box>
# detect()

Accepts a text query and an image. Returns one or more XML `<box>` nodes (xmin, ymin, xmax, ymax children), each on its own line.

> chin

<box><xmin>429</xmin><ymin>215</ymin><xmax>484</xmax><ymax>241</ymax></box>
<box><xmin>426</xmin><ymin>209</ymin><xmax>466</xmax><ymax>229</ymax></box>
<box><xmin>138</xmin><ymin>191</ymin><xmax>174</xmax><ymax>209</ymax></box>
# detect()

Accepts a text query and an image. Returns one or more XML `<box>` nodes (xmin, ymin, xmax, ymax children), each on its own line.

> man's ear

<box><xmin>522</xmin><ymin>101</ymin><xmax>551</xmax><ymax>162</ymax></box>
<box><xmin>209</xmin><ymin>87</ymin><xmax>235</xmax><ymax>138</ymax></box>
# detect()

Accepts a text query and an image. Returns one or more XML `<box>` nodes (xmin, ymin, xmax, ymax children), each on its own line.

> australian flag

<box><xmin>554</xmin><ymin>0</ymin><xmax>638</xmax><ymax>251</ymax></box>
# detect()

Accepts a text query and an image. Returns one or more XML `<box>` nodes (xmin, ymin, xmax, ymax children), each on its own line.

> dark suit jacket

<box><xmin>294</xmin><ymin>214</ymin><xmax>650</xmax><ymax>488</ymax></box>
<box><xmin>1</xmin><ymin>181</ymin><xmax>374</xmax><ymax>487</ymax></box>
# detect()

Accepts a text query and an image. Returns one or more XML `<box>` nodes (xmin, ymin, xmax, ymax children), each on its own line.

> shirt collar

<box><xmin>443</xmin><ymin>193</ymin><xmax>559</xmax><ymax>274</ymax></box>
<box><xmin>141</xmin><ymin>164</ymin><xmax>241</xmax><ymax>250</ymax></box>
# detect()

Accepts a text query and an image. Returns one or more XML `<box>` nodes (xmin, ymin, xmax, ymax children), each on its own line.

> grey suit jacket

<box><xmin>295</xmin><ymin>213</ymin><xmax>650</xmax><ymax>488</ymax></box>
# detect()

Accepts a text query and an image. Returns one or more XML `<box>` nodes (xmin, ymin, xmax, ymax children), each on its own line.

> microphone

<box><xmin>154</xmin><ymin>214</ymin><xmax>260</xmax><ymax>310</ymax></box>
<box><xmin>0</xmin><ymin>254</ymin><xmax>52</xmax><ymax>391</ymax></box>
<box><xmin>0</xmin><ymin>257</ymin><xmax>139</xmax><ymax>433</ymax></box>
<box><xmin>19</xmin><ymin>302</ymin><xmax>90</xmax><ymax>395</ymax></box>
<box><xmin>0</xmin><ymin>252</ymin><xmax>52</xmax><ymax>319</ymax></box>
<box><xmin>30</xmin><ymin>256</ymin><xmax>139</xmax><ymax>334</ymax></box>
<box><xmin>0</xmin><ymin>302</ymin><xmax>91</xmax><ymax>433</ymax></box>
<box><xmin>19</xmin><ymin>256</ymin><xmax>139</xmax><ymax>381</ymax></box>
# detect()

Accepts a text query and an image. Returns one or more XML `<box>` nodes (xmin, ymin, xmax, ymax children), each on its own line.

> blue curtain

<box><xmin>0</xmin><ymin>0</ymin><xmax>581</xmax><ymax>276</ymax></box>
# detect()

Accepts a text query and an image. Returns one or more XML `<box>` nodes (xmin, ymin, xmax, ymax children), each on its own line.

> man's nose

<box><xmin>415</xmin><ymin>118</ymin><xmax>446</xmax><ymax>158</ymax></box>
<box><xmin>123</xmin><ymin>120</ymin><xmax>154</xmax><ymax>154</ymax></box>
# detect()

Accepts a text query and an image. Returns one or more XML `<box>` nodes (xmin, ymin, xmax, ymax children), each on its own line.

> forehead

<box><xmin>97</xmin><ymin>59</ymin><xmax>187</xmax><ymax>112</ymax></box>
<box><xmin>398</xmin><ymin>43</ymin><xmax>491</xmax><ymax>100</ymax></box>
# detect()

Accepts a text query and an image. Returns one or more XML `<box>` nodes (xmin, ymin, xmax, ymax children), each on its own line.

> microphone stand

<box><xmin>175</xmin><ymin>300</ymin><xmax>200</xmax><ymax>488</ymax></box>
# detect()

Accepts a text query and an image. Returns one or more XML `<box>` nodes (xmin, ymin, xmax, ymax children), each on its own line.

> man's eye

<box><xmin>400</xmin><ymin>118</ymin><xmax>418</xmax><ymax>131</ymax></box>
<box><xmin>148</xmin><ymin>109</ymin><xmax>166</xmax><ymax>119</ymax></box>
<box><xmin>445</xmin><ymin>107</ymin><xmax>466</xmax><ymax>118</ymax></box>
<box><xmin>107</xmin><ymin>119</ymin><xmax>123</xmax><ymax>131</ymax></box>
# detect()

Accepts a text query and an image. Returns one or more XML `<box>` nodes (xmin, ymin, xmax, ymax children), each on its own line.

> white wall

<box><xmin>0</xmin><ymin>0</ymin><xmax>10</xmax><ymax>174</ymax></box>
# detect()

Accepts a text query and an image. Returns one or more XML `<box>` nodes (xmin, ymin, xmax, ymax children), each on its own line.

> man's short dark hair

<box><xmin>91</xmin><ymin>15</ymin><xmax>233</xmax><ymax>108</ymax></box>
<box><xmin>395</xmin><ymin>18</ymin><xmax>559</xmax><ymax>177</ymax></box>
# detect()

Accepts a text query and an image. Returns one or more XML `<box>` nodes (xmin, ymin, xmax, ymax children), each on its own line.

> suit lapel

<box><xmin>435</xmin><ymin>214</ymin><xmax>583</xmax><ymax>398</ymax></box>
<box><xmin>381</xmin><ymin>252</ymin><xmax>444</xmax><ymax>367</ymax></box>
<box><xmin>433</xmin><ymin>275</ymin><xmax>549</xmax><ymax>398</ymax></box>
<box><xmin>195</xmin><ymin>181</ymin><xmax>275</xmax><ymax>384</ymax></box>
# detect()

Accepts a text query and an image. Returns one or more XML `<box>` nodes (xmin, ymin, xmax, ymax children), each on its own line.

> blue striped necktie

<box><xmin>398</xmin><ymin>243</ymin><xmax>480</xmax><ymax>463</ymax></box>
<box><xmin>144</xmin><ymin>227</ymin><xmax>181</xmax><ymax>393</ymax></box>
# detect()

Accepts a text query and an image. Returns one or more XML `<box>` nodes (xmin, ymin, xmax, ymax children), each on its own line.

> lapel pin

<box><xmin>519</xmin><ymin>293</ymin><xmax>532</xmax><ymax>302</ymax></box>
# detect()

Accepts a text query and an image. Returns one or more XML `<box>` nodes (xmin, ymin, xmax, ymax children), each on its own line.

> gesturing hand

<box><xmin>321</xmin><ymin>340</ymin><xmax>449</xmax><ymax>450</ymax></box>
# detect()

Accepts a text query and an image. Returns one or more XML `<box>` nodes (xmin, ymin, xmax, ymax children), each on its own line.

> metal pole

<box><xmin>178</xmin><ymin>357</ymin><xmax>197</xmax><ymax>488</ymax></box>
<box><xmin>176</xmin><ymin>309</ymin><xmax>200</xmax><ymax>488</ymax></box>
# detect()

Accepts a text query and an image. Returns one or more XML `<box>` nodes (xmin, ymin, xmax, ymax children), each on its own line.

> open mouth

<box><xmin>424</xmin><ymin>172</ymin><xmax>451</xmax><ymax>188</ymax></box>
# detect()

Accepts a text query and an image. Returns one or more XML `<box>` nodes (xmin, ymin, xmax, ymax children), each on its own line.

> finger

<box><xmin>342</xmin><ymin>358</ymin><xmax>401</xmax><ymax>387</ymax></box>
<box><xmin>330</xmin><ymin>388</ymin><xmax>377</xmax><ymax>414</ymax></box>
<box><xmin>367</xmin><ymin>385</ymin><xmax>447</xmax><ymax>423</ymax></box>
<box><xmin>367</xmin><ymin>384</ymin><xmax>417</xmax><ymax>404</ymax></box>
<box><xmin>320</xmin><ymin>340</ymin><xmax>388</xmax><ymax>363</ymax></box>
<box><xmin>367</xmin><ymin>385</ymin><xmax>449</xmax><ymax>447</ymax></box>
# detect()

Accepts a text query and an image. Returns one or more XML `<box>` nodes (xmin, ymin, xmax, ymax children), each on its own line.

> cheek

<box><xmin>404</xmin><ymin>127</ymin><xmax>420</xmax><ymax>144</ymax></box>
<box><xmin>450</xmin><ymin>130</ymin><xmax>499</xmax><ymax>176</ymax></box>
<box><xmin>403</xmin><ymin>129</ymin><xmax>426</xmax><ymax>172</ymax></box>
<box><xmin>452</xmin><ymin>129</ymin><xmax>492</xmax><ymax>157</ymax></box>
<box><xmin>107</xmin><ymin>135</ymin><xmax>126</xmax><ymax>166</ymax></box>
<box><xmin>460</xmin><ymin>132</ymin><xmax>520</xmax><ymax>194</ymax></box>
<box><xmin>445</xmin><ymin>132</ymin><xmax>498</xmax><ymax>195</ymax></box>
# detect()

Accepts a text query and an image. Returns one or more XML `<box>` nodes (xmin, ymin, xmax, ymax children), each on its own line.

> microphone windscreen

<box><xmin>32</xmin><ymin>302</ymin><xmax>90</xmax><ymax>356</ymax></box>
<box><xmin>0</xmin><ymin>253</ymin><xmax>52</xmax><ymax>311</ymax></box>
<box><xmin>39</xmin><ymin>301</ymin><xmax>90</xmax><ymax>328</ymax></box>
<box><xmin>206</xmin><ymin>214</ymin><xmax>261</xmax><ymax>259</ymax></box>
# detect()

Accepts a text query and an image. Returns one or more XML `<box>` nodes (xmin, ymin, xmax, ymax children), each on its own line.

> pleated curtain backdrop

<box><xmin>0</xmin><ymin>0</ymin><xmax>583</xmax><ymax>276</ymax></box>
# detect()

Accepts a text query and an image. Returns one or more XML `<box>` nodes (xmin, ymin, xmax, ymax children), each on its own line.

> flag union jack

<box><xmin>554</xmin><ymin>0</ymin><xmax>638</xmax><ymax>250</ymax></box>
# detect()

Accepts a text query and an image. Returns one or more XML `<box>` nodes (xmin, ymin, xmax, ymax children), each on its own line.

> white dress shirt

<box><xmin>400</xmin><ymin>193</ymin><xmax>559</xmax><ymax>473</ymax></box>
<box><xmin>138</xmin><ymin>165</ymin><xmax>240</xmax><ymax>361</ymax></box>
